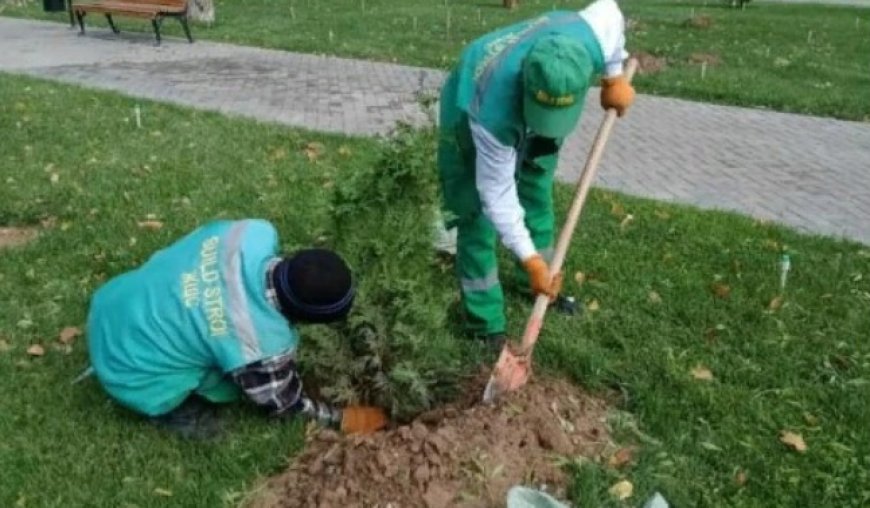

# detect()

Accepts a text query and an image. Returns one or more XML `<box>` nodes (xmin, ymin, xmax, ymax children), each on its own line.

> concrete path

<box><xmin>2</xmin><ymin>17</ymin><xmax>869</xmax><ymax>244</ymax></box>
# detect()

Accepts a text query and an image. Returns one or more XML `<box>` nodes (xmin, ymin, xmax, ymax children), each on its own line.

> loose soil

<box><xmin>633</xmin><ymin>52</ymin><xmax>669</xmax><ymax>75</ymax></box>
<box><xmin>0</xmin><ymin>227</ymin><xmax>38</xmax><ymax>250</ymax></box>
<box><xmin>251</xmin><ymin>375</ymin><xmax>612</xmax><ymax>508</ymax></box>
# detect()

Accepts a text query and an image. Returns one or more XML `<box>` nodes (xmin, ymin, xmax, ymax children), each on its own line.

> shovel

<box><xmin>483</xmin><ymin>58</ymin><xmax>639</xmax><ymax>403</ymax></box>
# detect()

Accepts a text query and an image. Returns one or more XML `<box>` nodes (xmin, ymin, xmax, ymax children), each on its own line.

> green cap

<box><xmin>522</xmin><ymin>35</ymin><xmax>593</xmax><ymax>139</ymax></box>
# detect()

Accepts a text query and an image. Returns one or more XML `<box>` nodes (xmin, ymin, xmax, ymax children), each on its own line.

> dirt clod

<box><xmin>252</xmin><ymin>376</ymin><xmax>611</xmax><ymax>508</ymax></box>
<box><xmin>0</xmin><ymin>227</ymin><xmax>38</xmax><ymax>250</ymax></box>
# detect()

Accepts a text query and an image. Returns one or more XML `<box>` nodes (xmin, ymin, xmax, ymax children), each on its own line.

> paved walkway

<box><xmin>2</xmin><ymin>17</ymin><xmax>869</xmax><ymax>244</ymax></box>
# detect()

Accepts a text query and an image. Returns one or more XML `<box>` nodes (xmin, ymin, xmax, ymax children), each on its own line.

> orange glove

<box><xmin>340</xmin><ymin>406</ymin><xmax>388</xmax><ymax>435</ymax></box>
<box><xmin>600</xmin><ymin>75</ymin><xmax>635</xmax><ymax>117</ymax></box>
<box><xmin>522</xmin><ymin>254</ymin><xmax>562</xmax><ymax>299</ymax></box>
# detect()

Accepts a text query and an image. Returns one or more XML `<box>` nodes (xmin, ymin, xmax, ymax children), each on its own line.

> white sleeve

<box><xmin>580</xmin><ymin>0</ymin><xmax>629</xmax><ymax>78</ymax></box>
<box><xmin>469</xmin><ymin>120</ymin><xmax>537</xmax><ymax>261</ymax></box>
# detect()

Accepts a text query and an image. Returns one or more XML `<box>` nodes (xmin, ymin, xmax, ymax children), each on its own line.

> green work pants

<box><xmin>438</xmin><ymin>115</ymin><xmax>559</xmax><ymax>334</ymax></box>
<box><xmin>454</xmin><ymin>159</ymin><xmax>557</xmax><ymax>335</ymax></box>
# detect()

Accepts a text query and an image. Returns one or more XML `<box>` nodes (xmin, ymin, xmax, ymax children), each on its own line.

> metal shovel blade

<box><xmin>482</xmin><ymin>343</ymin><xmax>532</xmax><ymax>403</ymax></box>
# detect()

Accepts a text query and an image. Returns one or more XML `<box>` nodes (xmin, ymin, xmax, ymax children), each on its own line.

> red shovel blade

<box><xmin>482</xmin><ymin>342</ymin><xmax>533</xmax><ymax>403</ymax></box>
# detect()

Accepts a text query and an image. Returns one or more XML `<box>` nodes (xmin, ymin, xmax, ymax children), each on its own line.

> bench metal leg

<box><xmin>68</xmin><ymin>0</ymin><xmax>75</xmax><ymax>27</ymax></box>
<box><xmin>151</xmin><ymin>18</ymin><xmax>162</xmax><ymax>46</ymax></box>
<box><xmin>105</xmin><ymin>14</ymin><xmax>120</xmax><ymax>34</ymax></box>
<box><xmin>178</xmin><ymin>15</ymin><xmax>193</xmax><ymax>43</ymax></box>
<box><xmin>76</xmin><ymin>11</ymin><xmax>85</xmax><ymax>35</ymax></box>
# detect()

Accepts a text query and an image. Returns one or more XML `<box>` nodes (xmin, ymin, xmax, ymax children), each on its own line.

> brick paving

<box><xmin>2</xmin><ymin>17</ymin><xmax>868</xmax><ymax>244</ymax></box>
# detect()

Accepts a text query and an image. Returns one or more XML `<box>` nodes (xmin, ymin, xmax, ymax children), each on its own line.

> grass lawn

<box><xmin>3</xmin><ymin>0</ymin><xmax>869</xmax><ymax>121</ymax></box>
<box><xmin>2</xmin><ymin>73</ymin><xmax>870</xmax><ymax>507</ymax></box>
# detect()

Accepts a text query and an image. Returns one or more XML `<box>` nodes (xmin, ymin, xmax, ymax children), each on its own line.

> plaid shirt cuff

<box><xmin>231</xmin><ymin>353</ymin><xmax>341</xmax><ymax>426</ymax></box>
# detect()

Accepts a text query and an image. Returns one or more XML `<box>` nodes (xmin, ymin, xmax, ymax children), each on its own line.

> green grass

<box><xmin>2</xmin><ymin>73</ymin><xmax>870</xmax><ymax>507</ymax></box>
<box><xmin>3</xmin><ymin>0</ymin><xmax>870</xmax><ymax>120</ymax></box>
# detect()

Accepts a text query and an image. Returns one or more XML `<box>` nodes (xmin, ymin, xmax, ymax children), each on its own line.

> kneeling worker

<box><xmin>86</xmin><ymin>218</ymin><xmax>387</xmax><ymax>438</ymax></box>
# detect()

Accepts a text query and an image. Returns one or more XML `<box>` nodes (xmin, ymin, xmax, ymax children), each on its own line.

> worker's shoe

<box><xmin>149</xmin><ymin>395</ymin><xmax>223</xmax><ymax>441</ymax></box>
<box><xmin>481</xmin><ymin>332</ymin><xmax>507</xmax><ymax>357</ymax></box>
<box><xmin>551</xmin><ymin>294</ymin><xmax>579</xmax><ymax>316</ymax></box>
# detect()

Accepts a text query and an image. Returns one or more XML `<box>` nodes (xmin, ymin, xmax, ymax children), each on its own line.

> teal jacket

<box><xmin>86</xmin><ymin>219</ymin><xmax>298</xmax><ymax>416</ymax></box>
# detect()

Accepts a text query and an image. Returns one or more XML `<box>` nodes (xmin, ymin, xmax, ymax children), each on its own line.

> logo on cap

<box><xmin>535</xmin><ymin>90</ymin><xmax>575</xmax><ymax>107</ymax></box>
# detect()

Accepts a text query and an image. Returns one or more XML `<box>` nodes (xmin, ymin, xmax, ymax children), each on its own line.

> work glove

<box><xmin>522</xmin><ymin>254</ymin><xmax>563</xmax><ymax>300</ymax></box>
<box><xmin>340</xmin><ymin>406</ymin><xmax>388</xmax><ymax>435</ymax></box>
<box><xmin>600</xmin><ymin>75</ymin><xmax>635</xmax><ymax>117</ymax></box>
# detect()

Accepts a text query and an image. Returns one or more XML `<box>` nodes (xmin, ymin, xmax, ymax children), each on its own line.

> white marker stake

<box><xmin>446</xmin><ymin>10</ymin><xmax>451</xmax><ymax>39</ymax></box>
<box><xmin>701</xmin><ymin>61</ymin><xmax>707</xmax><ymax>80</ymax></box>
<box><xmin>134</xmin><ymin>105</ymin><xmax>142</xmax><ymax>128</ymax></box>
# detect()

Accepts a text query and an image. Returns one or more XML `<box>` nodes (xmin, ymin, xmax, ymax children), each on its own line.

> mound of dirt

<box><xmin>252</xmin><ymin>376</ymin><xmax>611</xmax><ymax>508</ymax></box>
<box><xmin>633</xmin><ymin>52</ymin><xmax>668</xmax><ymax>75</ymax></box>
<box><xmin>683</xmin><ymin>14</ymin><xmax>714</xmax><ymax>29</ymax></box>
<box><xmin>689</xmin><ymin>52</ymin><xmax>722</xmax><ymax>66</ymax></box>
<box><xmin>0</xmin><ymin>227</ymin><xmax>38</xmax><ymax>250</ymax></box>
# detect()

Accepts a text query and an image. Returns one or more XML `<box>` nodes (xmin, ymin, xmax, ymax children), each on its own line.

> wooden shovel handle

<box><xmin>519</xmin><ymin>58</ymin><xmax>639</xmax><ymax>351</ymax></box>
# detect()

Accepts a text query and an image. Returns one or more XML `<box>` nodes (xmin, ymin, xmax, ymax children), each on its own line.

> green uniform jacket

<box><xmin>438</xmin><ymin>10</ymin><xmax>605</xmax><ymax>222</ymax></box>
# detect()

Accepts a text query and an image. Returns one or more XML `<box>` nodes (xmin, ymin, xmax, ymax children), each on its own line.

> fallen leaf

<box><xmin>608</xmin><ymin>447</ymin><xmax>634</xmax><ymax>468</ymax></box>
<box><xmin>610</xmin><ymin>202</ymin><xmax>626</xmax><ymax>219</ymax></box>
<box><xmin>153</xmin><ymin>488</ymin><xmax>173</xmax><ymax>497</ymax></box>
<box><xmin>703</xmin><ymin>327</ymin><xmax>718</xmax><ymax>344</ymax></box>
<box><xmin>654</xmin><ymin>209</ymin><xmax>671</xmax><ymax>220</ymax></box>
<box><xmin>768</xmin><ymin>295</ymin><xmax>784</xmax><ymax>311</ymax></box>
<box><xmin>338</xmin><ymin>145</ymin><xmax>352</xmax><ymax>157</ymax></box>
<box><xmin>303</xmin><ymin>142</ymin><xmax>325</xmax><ymax>162</ymax></box>
<box><xmin>619</xmin><ymin>214</ymin><xmax>635</xmax><ymax>231</ymax></box>
<box><xmin>58</xmin><ymin>326</ymin><xmax>82</xmax><ymax>345</ymax></box>
<box><xmin>803</xmin><ymin>413</ymin><xmax>819</xmax><ymax>426</ymax></box>
<box><xmin>711</xmin><ymin>282</ymin><xmax>731</xmax><ymax>299</ymax></box>
<box><xmin>0</xmin><ymin>339</ymin><xmax>11</xmax><ymax>352</ymax></box>
<box><xmin>26</xmin><ymin>344</ymin><xmax>45</xmax><ymax>357</ymax></box>
<box><xmin>648</xmin><ymin>291</ymin><xmax>662</xmax><ymax>304</ymax></box>
<box><xmin>780</xmin><ymin>431</ymin><xmax>807</xmax><ymax>453</ymax></box>
<box><xmin>268</xmin><ymin>147</ymin><xmax>288</xmax><ymax>161</ymax></box>
<box><xmin>586</xmin><ymin>299</ymin><xmax>600</xmax><ymax>312</ymax></box>
<box><xmin>762</xmin><ymin>239</ymin><xmax>780</xmax><ymax>251</ymax></box>
<box><xmin>574</xmin><ymin>271</ymin><xmax>586</xmax><ymax>286</ymax></box>
<box><xmin>50</xmin><ymin>173</ymin><xmax>60</xmax><ymax>184</ymax></box>
<box><xmin>691</xmin><ymin>365</ymin><xmax>714</xmax><ymax>381</ymax></box>
<box><xmin>608</xmin><ymin>479</ymin><xmax>633</xmax><ymax>500</ymax></box>
<box><xmin>137</xmin><ymin>220</ymin><xmax>163</xmax><ymax>230</ymax></box>
<box><xmin>735</xmin><ymin>469</ymin><xmax>747</xmax><ymax>486</ymax></box>
<box><xmin>700</xmin><ymin>441</ymin><xmax>722</xmax><ymax>452</ymax></box>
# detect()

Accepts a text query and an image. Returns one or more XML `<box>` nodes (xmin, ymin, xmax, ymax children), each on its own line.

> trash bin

<box><xmin>43</xmin><ymin>0</ymin><xmax>66</xmax><ymax>12</ymax></box>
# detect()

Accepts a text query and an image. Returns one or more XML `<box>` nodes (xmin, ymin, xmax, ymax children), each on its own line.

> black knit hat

<box><xmin>271</xmin><ymin>249</ymin><xmax>355</xmax><ymax>323</ymax></box>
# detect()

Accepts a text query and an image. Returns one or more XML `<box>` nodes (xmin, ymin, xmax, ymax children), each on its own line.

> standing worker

<box><xmin>437</xmin><ymin>0</ymin><xmax>635</xmax><ymax>350</ymax></box>
<box><xmin>85</xmin><ymin>218</ymin><xmax>387</xmax><ymax>439</ymax></box>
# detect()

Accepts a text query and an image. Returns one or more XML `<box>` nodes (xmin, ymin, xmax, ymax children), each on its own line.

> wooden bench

<box><xmin>72</xmin><ymin>0</ymin><xmax>193</xmax><ymax>45</ymax></box>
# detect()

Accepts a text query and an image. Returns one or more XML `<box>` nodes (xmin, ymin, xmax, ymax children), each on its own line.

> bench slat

<box><xmin>74</xmin><ymin>1</ymin><xmax>186</xmax><ymax>14</ymax></box>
